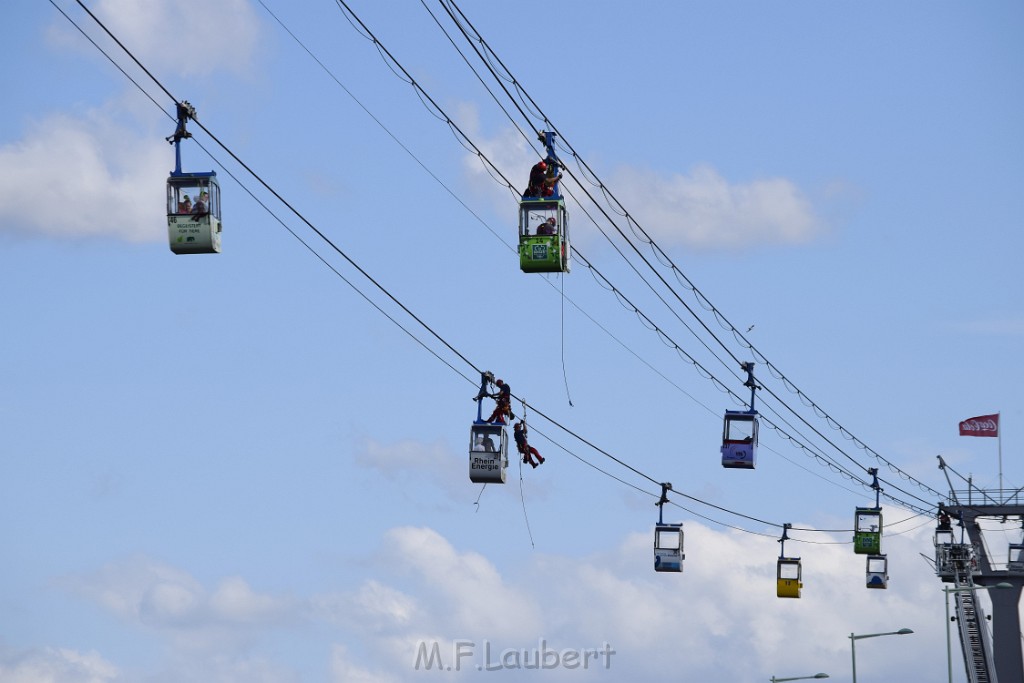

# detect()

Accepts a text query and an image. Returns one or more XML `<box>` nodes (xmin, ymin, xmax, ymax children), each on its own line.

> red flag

<box><xmin>959</xmin><ymin>414</ymin><xmax>999</xmax><ymax>437</ymax></box>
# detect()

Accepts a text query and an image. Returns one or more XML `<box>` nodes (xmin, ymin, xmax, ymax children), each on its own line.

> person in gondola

<box><xmin>192</xmin><ymin>190</ymin><xmax>209</xmax><ymax>217</ymax></box>
<box><xmin>524</xmin><ymin>159</ymin><xmax>561</xmax><ymax>198</ymax></box>
<box><xmin>178</xmin><ymin>194</ymin><xmax>192</xmax><ymax>214</ymax></box>
<box><xmin>513</xmin><ymin>421</ymin><xmax>544</xmax><ymax>468</ymax></box>
<box><xmin>485</xmin><ymin>379</ymin><xmax>513</xmax><ymax>424</ymax></box>
<box><xmin>536</xmin><ymin>217</ymin><xmax>556</xmax><ymax>235</ymax></box>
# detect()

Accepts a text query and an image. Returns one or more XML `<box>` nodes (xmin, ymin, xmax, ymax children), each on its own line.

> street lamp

<box><xmin>770</xmin><ymin>674</ymin><xmax>829</xmax><ymax>682</ymax></box>
<box><xmin>943</xmin><ymin>582</ymin><xmax>1012</xmax><ymax>683</ymax></box>
<box><xmin>849</xmin><ymin>628</ymin><xmax>913</xmax><ymax>683</ymax></box>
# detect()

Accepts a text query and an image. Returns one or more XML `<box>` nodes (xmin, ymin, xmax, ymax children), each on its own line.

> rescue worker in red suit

<box><xmin>514</xmin><ymin>421</ymin><xmax>544</xmax><ymax>467</ymax></box>
<box><xmin>485</xmin><ymin>379</ymin><xmax>513</xmax><ymax>424</ymax></box>
<box><xmin>524</xmin><ymin>160</ymin><xmax>561</xmax><ymax>197</ymax></box>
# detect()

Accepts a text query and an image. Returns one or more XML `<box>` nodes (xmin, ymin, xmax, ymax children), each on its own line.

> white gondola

<box><xmin>654</xmin><ymin>523</ymin><xmax>685</xmax><ymax>573</ymax></box>
<box><xmin>866</xmin><ymin>554</ymin><xmax>888</xmax><ymax>589</ymax></box>
<box><xmin>165</xmin><ymin>102</ymin><xmax>223</xmax><ymax>255</ymax></box>
<box><xmin>167</xmin><ymin>173</ymin><xmax>222</xmax><ymax>254</ymax></box>
<box><xmin>469</xmin><ymin>422</ymin><xmax>508</xmax><ymax>484</ymax></box>
<box><xmin>721</xmin><ymin>410</ymin><xmax>758</xmax><ymax>468</ymax></box>
<box><xmin>722</xmin><ymin>363</ymin><xmax>759</xmax><ymax>469</ymax></box>
<box><xmin>468</xmin><ymin>372</ymin><xmax>509</xmax><ymax>484</ymax></box>
<box><xmin>653</xmin><ymin>483</ymin><xmax>685</xmax><ymax>573</ymax></box>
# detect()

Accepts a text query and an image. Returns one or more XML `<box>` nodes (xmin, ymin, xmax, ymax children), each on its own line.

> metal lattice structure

<box><xmin>937</xmin><ymin>489</ymin><xmax>1024</xmax><ymax>683</ymax></box>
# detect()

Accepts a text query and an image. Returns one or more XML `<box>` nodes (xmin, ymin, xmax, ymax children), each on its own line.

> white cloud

<box><xmin>209</xmin><ymin>576</ymin><xmax>290</xmax><ymax>624</ymax></box>
<box><xmin>63</xmin><ymin>555</ymin><xmax>202</xmax><ymax>624</ymax></box>
<box><xmin>64</xmin><ymin>556</ymin><xmax>291</xmax><ymax>633</ymax></box>
<box><xmin>85</xmin><ymin>0</ymin><xmax>261</xmax><ymax>79</ymax></box>
<box><xmin>0</xmin><ymin>110</ymin><xmax>167</xmax><ymax>243</ymax></box>
<box><xmin>311</xmin><ymin>579</ymin><xmax>422</xmax><ymax>638</ymax></box>
<box><xmin>609</xmin><ymin>164</ymin><xmax>823</xmax><ymax>249</ymax></box>
<box><xmin>329</xmin><ymin>645</ymin><xmax>399</xmax><ymax>683</ymax></box>
<box><xmin>355</xmin><ymin>580</ymin><xmax>417</xmax><ymax>624</ymax></box>
<box><xmin>455</xmin><ymin>105</ymin><xmax>537</xmax><ymax>203</ymax></box>
<box><xmin>355</xmin><ymin>438</ymin><xmax>454</xmax><ymax>480</ymax></box>
<box><xmin>9</xmin><ymin>0</ymin><xmax>264</xmax><ymax>244</ymax></box>
<box><xmin>354</xmin><ymin>438</ymin><xmax>470</xmax><ymax>503</ymax></box>
<box><xmin>324</xmin><ymin>521</ymin><xmax>949</xmax><ymax>681</ymax></box>
<box><xmin>0</xmin><ymin>646</ymin><xmax>119</xmax><ymax>683</ymax></box>
<box><xmin>381</xmin><ymin>527</ymin><xmax>545</xmax><ymax>640</ymax></box>
<box><xmin>53</xmin><ymin>520</ymin><xmax>951</xmax><ymax>681</ymax></box>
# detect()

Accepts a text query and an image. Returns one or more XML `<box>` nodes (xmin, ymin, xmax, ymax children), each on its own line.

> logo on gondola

<box><xmin>531</xmin><ymin>244</ymin><xmax>549</xmax><ymax>260</ymax></box>
<box><xmin>472</xmin><ymin>456</ymin><xmax>500</xmax><ymax>471</ymax></box>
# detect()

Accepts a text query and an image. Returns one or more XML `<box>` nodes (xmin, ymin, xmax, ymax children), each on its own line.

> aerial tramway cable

<box><xmin>59</xmin><ymin>0</ymin><xmax>936</xmax><ymax>549</ymax></box>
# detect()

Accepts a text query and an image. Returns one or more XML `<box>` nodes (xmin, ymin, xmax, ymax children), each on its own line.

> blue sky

<box><xmin>1</xmin><ymin>1</ymin><xmax>1022</xmax><ymax>681</ymax></box>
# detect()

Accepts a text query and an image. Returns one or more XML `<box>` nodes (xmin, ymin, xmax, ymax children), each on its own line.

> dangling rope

<box><xmin>559</xmin><ymin>273</ymin><xmax>574</xmax><ymax>407</ymax></box>
<box><xmin>518</xmin><ymin>398</ymin><xmax>536</xmax><ymax>548</ymax></box>
<box><xmin>473</xmin><ymin>484</ymin><xmax>487</xmax><ymax>511</ymax></box>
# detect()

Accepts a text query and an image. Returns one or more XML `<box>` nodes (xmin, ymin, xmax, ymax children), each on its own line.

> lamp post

<box><xmin>769</xmin><ymin>674</ymin><xmax>829</xmax><ymax>682</ymax></box>
<box><xmin>849</xmin><ymin>628</ymin><xmax>913</xmax><ymax>683</ymax></box>
<box><xmin>943</xmin><ymin>582</ymin><xmax>1012</xmax><ymax>683</ymax></box>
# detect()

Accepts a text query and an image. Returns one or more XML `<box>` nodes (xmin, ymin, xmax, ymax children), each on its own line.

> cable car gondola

<box><xmin>853</xmin><ymin>469</ymin><xmax>882</xmax><ymax>554</ymax></box>
<box><xmin>777</xmin><ymin>523</ymin><xmax>802</xmax><ymax>598</ymax></box>
<box><xmin>653</xmin><ymin>483</ymin><xmax>684</xmax><ymax>573</ymax></box>
<box><xmin>854</xmin><ymin>507</ymin><xmax>882</xmax><ymax>554</ymax></box>
<box><xmin>469</xmin><ymin>371</ymin><xmax>508</xmax><ymax>484</ymax></box>
<box><xmin>470</xmin><ymin>423</ymin><xmax>507</xmax><ymax>484</ymax></box>
<box><xmin>166</xmin><ymin>102</ymin><xmax>222</xmax><ymax>254</ymax></box>
<box><xmin>865</xmin><ymin>554</ymin><xmax>888</xmax><ymax>589</ymax></box>
<box><xmin>518</xmin><ymin>131</ymin><xmax>570</xmax><ymax>274</ymax></box>
<box><xmin>722</xmin><ymin>362</ymin><xmax>759</xmax><ymax>469</ymax></box>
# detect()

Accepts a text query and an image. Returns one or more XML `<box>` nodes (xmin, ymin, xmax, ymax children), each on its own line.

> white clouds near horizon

<box><xmin>36</xmin><ymin>521</ymin><xmax>945</xmax><ymax>682</ymax></box>
<box><xmin>0</xmin><ymin>646</ymin><xmax>119</xmax><ymax>683</ymax></box>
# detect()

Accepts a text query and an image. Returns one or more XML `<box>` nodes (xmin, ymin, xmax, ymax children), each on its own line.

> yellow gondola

<box><xmin>776</xmin><ymin>523</ymin><xmax>802</xmax><ymax>598</ymax></box>
<box><xmin>777</xmin><ymin>558</ymin><xmax>802</xmax><ymax>598</ymax></box>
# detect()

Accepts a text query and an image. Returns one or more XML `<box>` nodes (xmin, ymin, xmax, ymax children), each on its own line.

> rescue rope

<box><xmin>519</xmin><ymin>399</ymin><xmax>536</xmax><ymax>548</ymax></box>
